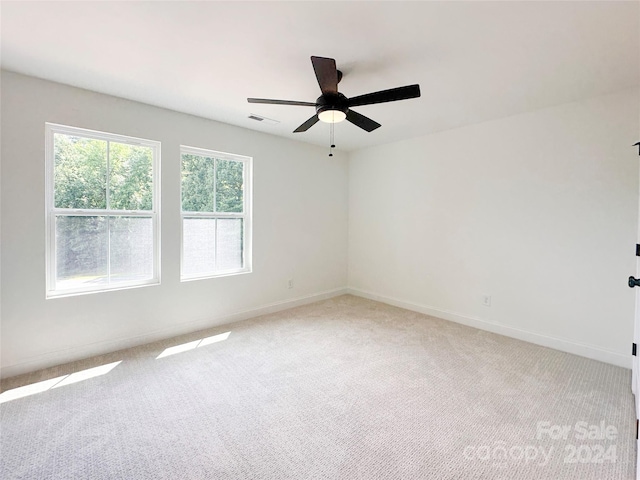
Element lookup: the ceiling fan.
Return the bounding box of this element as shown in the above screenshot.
[248,56,421,133]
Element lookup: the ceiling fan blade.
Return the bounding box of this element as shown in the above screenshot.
[346,110,381,132]
[348,84,421,107]
[293,115,320,133]
[248,98,316,107]
[311,56,338,95]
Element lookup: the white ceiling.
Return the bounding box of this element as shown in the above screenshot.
[1,1,638,152]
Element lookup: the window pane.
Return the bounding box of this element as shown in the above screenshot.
[182,154,214,212]
[183,218,216,276]
[109,143,153,210]
[215,159,243,213]
[110,217,154,283]
[55,216,108,289]
[216,218,243,271]
[54,134,107,209]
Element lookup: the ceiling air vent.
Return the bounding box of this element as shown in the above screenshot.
[248,114,280,125]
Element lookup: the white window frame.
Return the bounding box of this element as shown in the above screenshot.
[45,123,161,298]
[180,145,252,281]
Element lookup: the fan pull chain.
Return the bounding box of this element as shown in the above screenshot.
[329,122,335,157]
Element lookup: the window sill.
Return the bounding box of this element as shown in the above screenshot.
[46,279,160,299]
[180,268,252,283]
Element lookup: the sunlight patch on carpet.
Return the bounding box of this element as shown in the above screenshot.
[0,361,122,404]
[52,361,122,388]
[156,332,230,359]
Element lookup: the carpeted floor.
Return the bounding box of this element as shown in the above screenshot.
[1,295,636,479]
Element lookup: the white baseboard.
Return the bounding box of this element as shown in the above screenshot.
[347,287,630,369]
[1,288,348,379]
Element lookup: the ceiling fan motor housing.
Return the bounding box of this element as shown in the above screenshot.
[316,93,349,116]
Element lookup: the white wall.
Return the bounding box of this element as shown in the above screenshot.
[2,71,637,377]
[348,88,640,367]
[0,71,348,377]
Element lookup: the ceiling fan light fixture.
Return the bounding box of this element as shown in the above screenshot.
[318,109,346,124]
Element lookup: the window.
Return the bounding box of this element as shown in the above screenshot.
[181,146,252,280]
[45,124,160,297]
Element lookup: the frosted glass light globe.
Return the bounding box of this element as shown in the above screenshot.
[318,110,346,123]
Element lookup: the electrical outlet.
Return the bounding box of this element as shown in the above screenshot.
[287,279,294,289]
[482,295,492,307]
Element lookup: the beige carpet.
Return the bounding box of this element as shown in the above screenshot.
[1,295,636,479]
